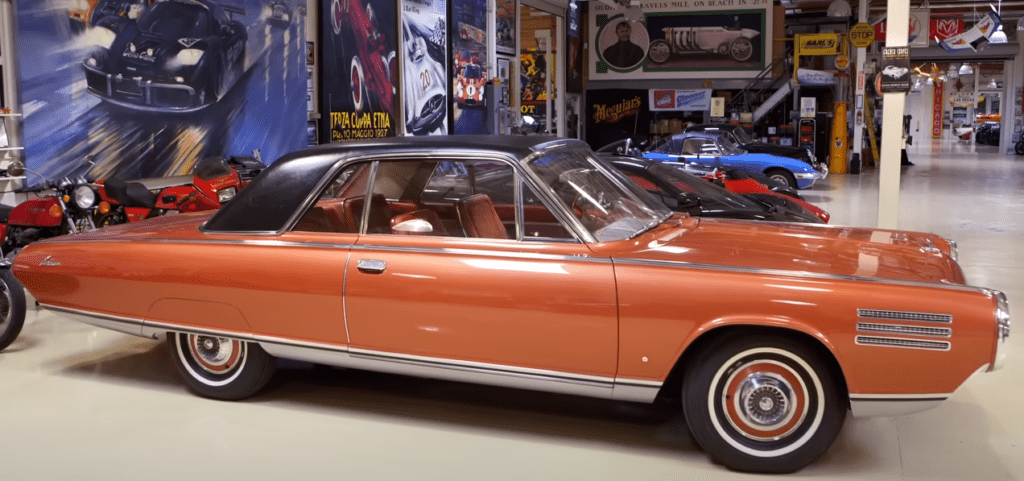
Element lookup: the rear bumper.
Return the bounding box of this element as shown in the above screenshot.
[83,63,206,112]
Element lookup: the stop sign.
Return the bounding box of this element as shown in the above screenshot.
[850,23,875,48]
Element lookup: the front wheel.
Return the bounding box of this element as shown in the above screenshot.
[682,332,845,473]
[1015,140,1024,155]
[168,332,276,400]
[729,37,754,62]
[765,168,798,189]
[0,268,27,352]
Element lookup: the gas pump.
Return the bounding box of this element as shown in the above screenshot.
[485,83,511,135]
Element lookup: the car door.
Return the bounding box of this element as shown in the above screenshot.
[344,156,619,386]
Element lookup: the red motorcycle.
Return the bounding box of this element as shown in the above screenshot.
[0,160,100,350]
[93,153,264,226]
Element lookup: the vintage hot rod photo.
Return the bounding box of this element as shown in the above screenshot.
[12,137,1010,473]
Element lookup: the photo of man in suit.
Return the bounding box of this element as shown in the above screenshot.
[602,21,645,68]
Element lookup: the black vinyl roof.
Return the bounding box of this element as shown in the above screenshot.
[203,135,584,233]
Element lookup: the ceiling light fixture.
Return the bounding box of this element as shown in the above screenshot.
[959,63,974,75]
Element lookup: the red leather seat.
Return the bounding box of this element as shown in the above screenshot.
[456,194,508,239]
[390,210,448,236]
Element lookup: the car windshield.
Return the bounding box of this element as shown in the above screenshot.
[647,163,763,211]
[716,135,746,155]
[528,149,672,242]
[138,3,212,37]
[730,127,755,144]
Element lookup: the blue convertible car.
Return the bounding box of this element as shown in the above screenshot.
[640,131,823,189]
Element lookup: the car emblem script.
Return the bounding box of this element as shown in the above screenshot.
[39,256,61,267]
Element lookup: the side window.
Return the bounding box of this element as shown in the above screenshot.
[366,160,516,239]
[701,140,722,155]
[682,138,704,155]
[520,181,574,241]
[292,163,369,233]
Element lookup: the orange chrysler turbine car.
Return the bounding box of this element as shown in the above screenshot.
[13,136,1010,473]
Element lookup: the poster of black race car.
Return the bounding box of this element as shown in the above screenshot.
[82,0,249,112]
[18,0,309,181]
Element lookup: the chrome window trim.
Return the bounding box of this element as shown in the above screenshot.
[612,257,993,293]
[39,303,661,403]
[349,243,612,264]
[358,160,380,235]
[857,309,953,324]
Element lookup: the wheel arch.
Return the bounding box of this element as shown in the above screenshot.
[655,324,849,409]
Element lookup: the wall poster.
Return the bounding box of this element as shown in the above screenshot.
[17,0,309,181]
[521,49,551,126]
[589,0,772,81]
[495,0,516,55]
[401,0,448,135]
[322,0,398,141]
[585,89,648,150]
[452,0,488,135]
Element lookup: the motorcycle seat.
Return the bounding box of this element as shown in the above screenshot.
[104,178,158,209]
[134,175,193,191]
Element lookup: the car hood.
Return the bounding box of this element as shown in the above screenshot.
[602,217,964,285]
[740,143,810,161]
[109,25,198,65]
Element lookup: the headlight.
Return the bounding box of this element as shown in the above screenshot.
[216,187,237,203]
[171,49,205,68]
[73,185,97,209]
[992,290,1010,371]
[87,26,117,49]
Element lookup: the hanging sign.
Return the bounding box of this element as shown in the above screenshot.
[879,47,911,93]
[796,33,841,56]
[932,81,945,138]
[949,91,976,107]
[835,55,850,70]
[649,89,712,111]
[849,23,875,48]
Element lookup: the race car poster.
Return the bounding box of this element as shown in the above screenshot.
[589,0,773,80]
[401,0,448,136]
[521,49,552,126]
[585,88,650,151]
[16,0,309,181]
[495,0,515,55]
[321,0,399,141]
[452,0,488,135]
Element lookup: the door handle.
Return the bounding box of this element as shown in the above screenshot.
[356,259,387,274]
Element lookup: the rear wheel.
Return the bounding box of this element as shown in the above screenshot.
[0,268,27,352]
[729,37,754,62]
[168,332,276,400]
[682,332,845,473]
[765,168,797,189]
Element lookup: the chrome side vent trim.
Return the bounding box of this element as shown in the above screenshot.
[855,336,951,351]
[857,309,952,324]
[857,322,952,338]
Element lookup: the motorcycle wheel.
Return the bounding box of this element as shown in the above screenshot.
[0,268,27,352]
[96,211,128,227]
[1016,140,1024,155]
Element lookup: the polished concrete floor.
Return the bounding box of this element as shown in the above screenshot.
[1,140,1021,480]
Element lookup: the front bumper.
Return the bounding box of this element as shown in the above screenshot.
[993,290,1010,371]
[83,62,206,112]
[794,170,822,189]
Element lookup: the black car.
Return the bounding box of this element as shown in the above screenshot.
[604,156,824,224]
[83,0,248,112]
[684,123,828,176]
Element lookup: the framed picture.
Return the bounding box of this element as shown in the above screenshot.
[306,41,315,65]
[497,57,510,85]
[307,120,318,145]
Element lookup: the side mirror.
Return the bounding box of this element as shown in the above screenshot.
[677,192,702,216]
[6,160,25,177]
[392,218,434,234]
[83,154,96,167]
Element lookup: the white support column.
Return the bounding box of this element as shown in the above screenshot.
[487,0,497,84]
[852,0,869,165]
[556,16,566,138]
[877,0,909,229]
